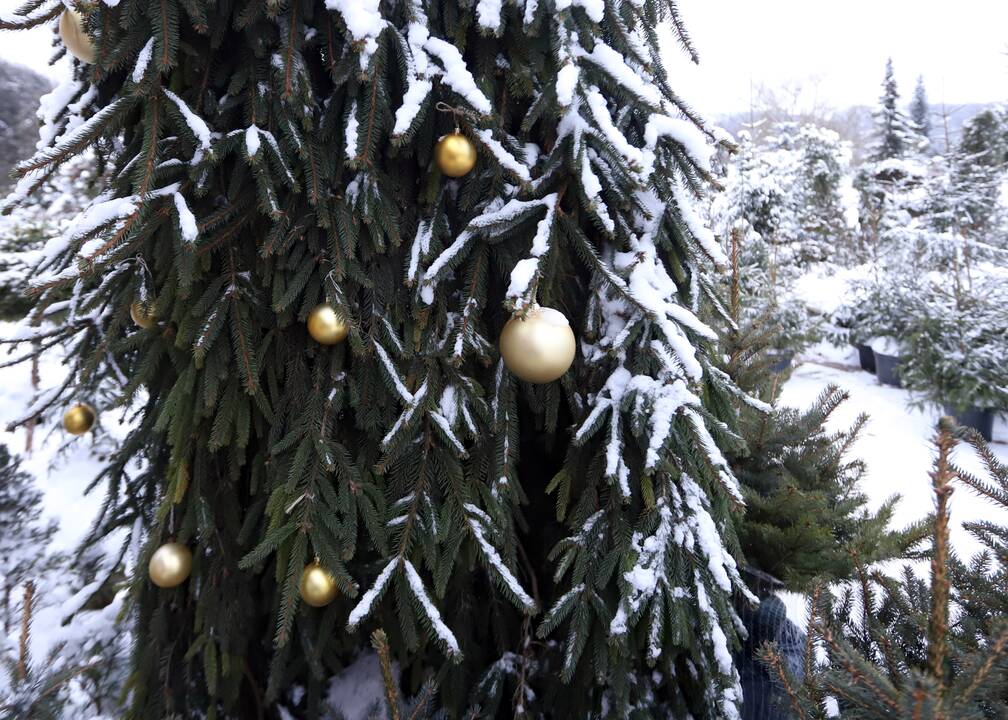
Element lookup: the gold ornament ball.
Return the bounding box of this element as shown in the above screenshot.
[434,132,477,178]
[299,562,338,607]
[62,403,97,436]
[148,542,193,588]
[59,9,96,64]
[499,306,576,384]
[306,303,348,345]
[130,301,157,329]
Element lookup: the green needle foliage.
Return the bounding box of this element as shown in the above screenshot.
[761,421,1008,719]
[2,0,756,717]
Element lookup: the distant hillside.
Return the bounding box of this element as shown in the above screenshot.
[0,60,51,194]
[715,102,998,158]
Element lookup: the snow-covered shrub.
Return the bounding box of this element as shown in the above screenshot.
[901,278,1008,412]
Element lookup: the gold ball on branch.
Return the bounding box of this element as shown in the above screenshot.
[434,132,477,178]
[58,9,96,64]
[130,301,157,329]
[148,542,193,588]
[306,303,348,345]
[62,403,96,436]
[499,305,576,384]
[299,561,338,607]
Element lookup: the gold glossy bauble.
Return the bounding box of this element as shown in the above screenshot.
[59,9,96,64]
[499,306,576,384]
[434,132,477,178]
[148,542,193,588]
[130,301,157,329]
[306,304,348,345]
[299,562,338,607]
[62,403,97,436]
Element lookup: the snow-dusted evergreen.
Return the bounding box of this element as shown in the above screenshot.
[0,0,752,717]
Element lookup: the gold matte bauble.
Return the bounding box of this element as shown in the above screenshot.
[299,562,338,607]
[62,403,97,436]
[499,306,576,384]
[306,304,348,345]
[434,132,477,178]
[59,9,96,64]
[130,301,157,329]
[148,542,193,588]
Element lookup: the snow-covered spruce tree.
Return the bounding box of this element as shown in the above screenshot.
[2,1,752,717]
[909,75,930,150]
[868,59,919,163]
[792,125,849,263]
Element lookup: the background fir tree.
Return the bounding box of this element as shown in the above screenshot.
[869,59,918,162]
[762,421,1008,719]
[1,1,753,717]
[909,75,931,150]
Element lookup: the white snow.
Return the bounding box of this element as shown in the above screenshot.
[325,0,385,70]
[325,650,397,720]
[423,38,493,115]
[173,192,198,244]
[245,124,261,156]
[346,558,398,629]
[131,38,154,84]
[403,559,460,656]
[162,89,213,160]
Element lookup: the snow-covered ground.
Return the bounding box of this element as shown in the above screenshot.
[781,349,1008,562]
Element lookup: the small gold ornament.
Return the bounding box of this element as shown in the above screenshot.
[434,131,477,178]
[499,305,576,384]
[306,303,348,345]
[148,542,193,588]
[299,561,338,607]
[62,403,97,436]
[59,9,96,64]
[130,301,157,329]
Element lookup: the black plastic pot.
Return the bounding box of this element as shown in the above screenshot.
[872,350,903,388]
[855,344,876,373]
[768,351,794,374]
[944,405,995,442]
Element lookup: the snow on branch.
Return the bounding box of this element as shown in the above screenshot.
[403,559,461,657]
[347,558,399,628]
[476,129,531,182]
[424,37,492,115]
[464,504,536,611]
[505,194,558,306]
[325,0,386,70]
[162,89,213,162]
[577,42,661,107]
[132,38,154,84]
[173,192,198,244]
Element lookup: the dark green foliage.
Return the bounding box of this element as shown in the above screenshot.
[720,313,926,593]
[1,0,753,718]
[909,76,930,146]
[869,59,919,163]
[761,423,1008,719]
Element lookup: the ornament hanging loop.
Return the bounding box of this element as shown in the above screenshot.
[436,101,469,132]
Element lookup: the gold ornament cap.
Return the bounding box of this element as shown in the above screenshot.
[307,303,348,345]
[435,132,477,178]
[62,402,97,436]
[299,561,339,607]
[148,542,193,588]
[130,301,157,329]
[59,9,96,64]
[499,305,576,384]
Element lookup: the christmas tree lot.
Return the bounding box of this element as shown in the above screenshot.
[1,0,762,717]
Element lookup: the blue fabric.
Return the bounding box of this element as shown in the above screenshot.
[737,595,806,720]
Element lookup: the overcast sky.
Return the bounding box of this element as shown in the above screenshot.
[1,0,1006,115]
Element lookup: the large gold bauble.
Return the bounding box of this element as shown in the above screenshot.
[62,403,97,436]
[59,9,96,64]
[434,132,477,178]
[299,562,338,607]
[130,301,157,329]
[499,306,576,384]
[148,542,193,588]
[306,304,348,345]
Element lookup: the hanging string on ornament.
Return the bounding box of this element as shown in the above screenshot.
[434,102,477,178]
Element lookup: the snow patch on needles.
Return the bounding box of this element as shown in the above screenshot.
[579,42,661,107]
[173,193,198,244]
[163,89,212,162]
[347,558,398,628]
[555,0,604,22]
[476,129,531,182]
[424,38,492,115]
[132,38,154,84]
[326,0,385,70]
[244,124,261,157]
[465,505,536,611]
[475,0,504,33]
[403,560,461,657]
